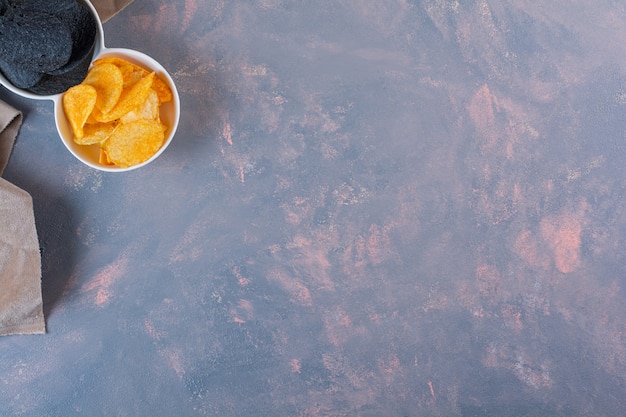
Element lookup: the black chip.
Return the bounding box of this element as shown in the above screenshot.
[0,11,72,72]
[0,59,43,89]
[26,42,94,95]
[46,1,97,76]
[0,0,97,95]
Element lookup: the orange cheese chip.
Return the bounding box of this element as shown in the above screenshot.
[93,57,147,74]
[62,57,172,168]
[82,62,123,113]
[75,122,117,146]
[95,72,155,123]
[93,57,173,101]
[152,77,173,103]
[120,88,160,123]
[93,57,148,84]
[103,119,166,168]
[99,148,114,165]
[62,84,97,139]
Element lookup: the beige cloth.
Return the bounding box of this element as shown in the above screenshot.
[93,0,134,23]
[0,101,44,335]
[0,102,20,175]
[0,0,135,336]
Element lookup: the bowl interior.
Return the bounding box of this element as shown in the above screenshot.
[53,47,180,172]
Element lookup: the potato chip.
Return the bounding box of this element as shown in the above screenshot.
[93,57,148,85]
[82,62,123,113]
[93,57,147,73]
[99,148,114,165]
[62,84,97,139]
[120,88,160,124]
[74,122,117,146]
[91,57,172,101]
[85,108,102,124]
[95,72,155,123]
[124,70,146,87]
[152,77,173,103]
[103,119,166,168]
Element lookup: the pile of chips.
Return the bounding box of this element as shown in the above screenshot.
[63,57,173,168]
[0,0,97,95]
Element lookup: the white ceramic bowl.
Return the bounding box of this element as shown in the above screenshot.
[56,47,180,172]
[0,0,180,172]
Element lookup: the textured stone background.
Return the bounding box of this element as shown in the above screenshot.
[2,1,626,415]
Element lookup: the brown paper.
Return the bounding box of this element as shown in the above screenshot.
[0,0,135,336]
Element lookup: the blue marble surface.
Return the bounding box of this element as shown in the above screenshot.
[2,1,626,415]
